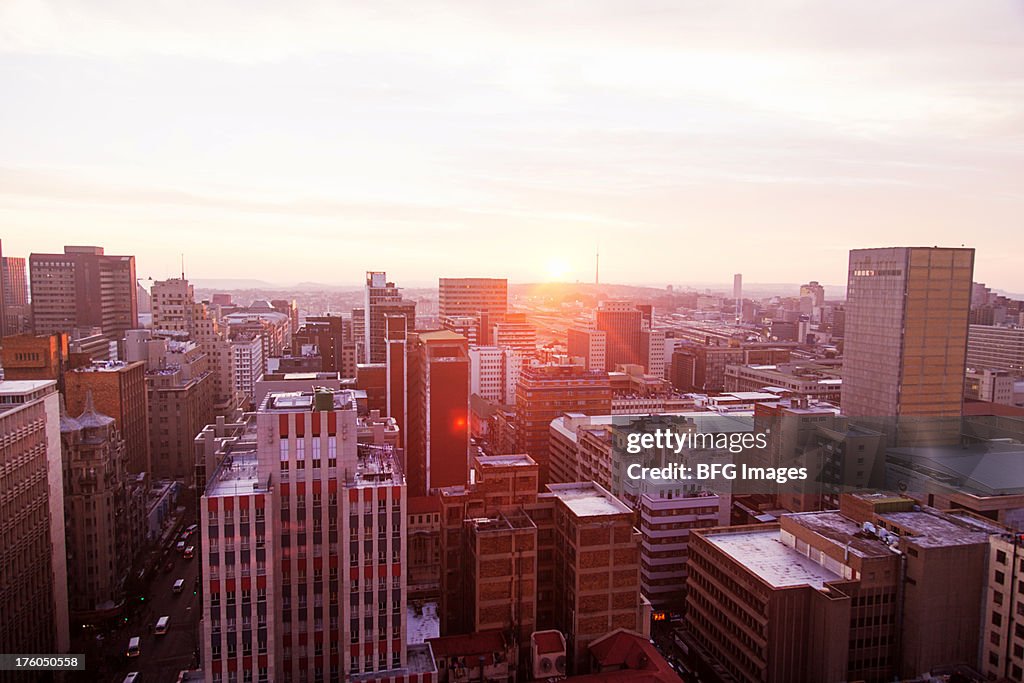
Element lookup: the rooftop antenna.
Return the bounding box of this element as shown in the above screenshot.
[595,243,600,286]
[181,253,186,281]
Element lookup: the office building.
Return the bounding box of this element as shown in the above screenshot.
[65,360,150,475]
[725,359,843,404]
[967,325,1024,377]
[384,314,409,449]
[2,255,30,336]
[0,380,69,666]
[841,247,974,443]
[567,326,607,372]
[200,388,412,682]
[514,364,611,488]
[595,301,644,371]
[491,313,537,357]
[59,392,145,620]
[671,344,791,393]
[983,533,1024,681]
[965,368,1016,405]
[364,272,416,364]
[686,493,999,683]
[294,315,357,377]
[125,330,215,483]
[406,330,470,496]
[437,278,508,320]
[468,345,521,405]
[29,245,138,343]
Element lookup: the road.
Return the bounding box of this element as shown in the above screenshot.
[106,538,202,682]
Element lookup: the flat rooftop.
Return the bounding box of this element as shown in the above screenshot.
[548,482,632,517]
[705,528,843,589]
[888,443,1024,495]
[475,454,536,468]
[881,510,1002,547]
[205,452,265,498]
[785,512,893,559]
[0,379,56,395]
[259,389,357,412]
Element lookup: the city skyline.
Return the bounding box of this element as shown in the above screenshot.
[2,1,1023,288]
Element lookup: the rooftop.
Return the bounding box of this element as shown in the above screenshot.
[704,527,844,589]
[887,442,1024,495]
[548,482,632,517]
[205,452,266,498]
[260,388,358,413]
[475,453,536,469]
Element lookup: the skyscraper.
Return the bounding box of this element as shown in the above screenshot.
[406,330,470,496]
[595,301,644,371]
[437,277,508,320]
[364,272,416,364]
[29,245,138,343]
[0,380,70,666]
[841,247,974,443]
[199,388,410,682]
[733,273,742,322]
[2,254,30,336]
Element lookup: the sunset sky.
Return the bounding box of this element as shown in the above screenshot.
[1,1,1022,290]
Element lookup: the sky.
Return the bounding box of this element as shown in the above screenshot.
[1,1,1023,290]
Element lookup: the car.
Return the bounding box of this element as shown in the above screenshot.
[175,540,186,553]
[185,523,199,535]
[126,636,141,657]
[183,545,195,559]
[123,673,140,683]
[155,615,170,635]
[173,578,185,594]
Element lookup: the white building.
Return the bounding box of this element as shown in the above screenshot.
[469,346,522,405]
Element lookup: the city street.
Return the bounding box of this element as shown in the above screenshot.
[105,528,202,683]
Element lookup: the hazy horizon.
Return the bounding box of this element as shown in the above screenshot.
[2,1,1023,289]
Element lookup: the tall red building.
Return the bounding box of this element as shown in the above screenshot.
[406,330,470,497]
[595,301,644,370]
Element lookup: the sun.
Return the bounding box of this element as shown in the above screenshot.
[545,258,570,281]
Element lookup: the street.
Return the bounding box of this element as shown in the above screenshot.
[106,541,201,683]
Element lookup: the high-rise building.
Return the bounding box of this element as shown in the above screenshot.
[491,313,537,357]
[294,315,356,377]
[841,247,974,443]
[567,326,607,372]
[59,392,145,620]
[229,331,264,408]
[384,314,409,449]
[514,363,611,488]
[151,277,243,415]
[124,330,215,483]
[29,245,138,343]
[595,301,644,371]
[364,272,416,364]
[64,360,150,475]
[671,344,791,393]
[967,324,1024,376]
[438,456,645,675]
[0,380,70,667]
[468,346,522,405]
[733,273,742,322]
[437,278,508,321]
[2,255,30,336]
[200,388,411,682]
[406,330,469,496]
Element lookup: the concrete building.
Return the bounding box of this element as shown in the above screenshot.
[29,245,138,344]
[0,333,70,388]
[65,359,150,475]
[438,455,645,676]
[364,272,416,364]
[568,325,607,373]
[407,496,441,600]
[841,247,974,445]
[491,313,537,357]
[686,492,1000,683]
[725,360,843,404]
[965,367,1016,405]
[514,364,611,489]
[406,330,470,496]
[967,325,1024,377]
[983,533,1024,681]
[0,380,70,667]
[469,345,521,405]
[151,278,244,416]
[2,255,30,336]
[59,392,144,620]
[595,301,645,372]
[437,278,508,321]
[200,388,416,683]
[229,331,265,409]
[671,344,791,393]
[125,330,216,483]
[294,315,357,378]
